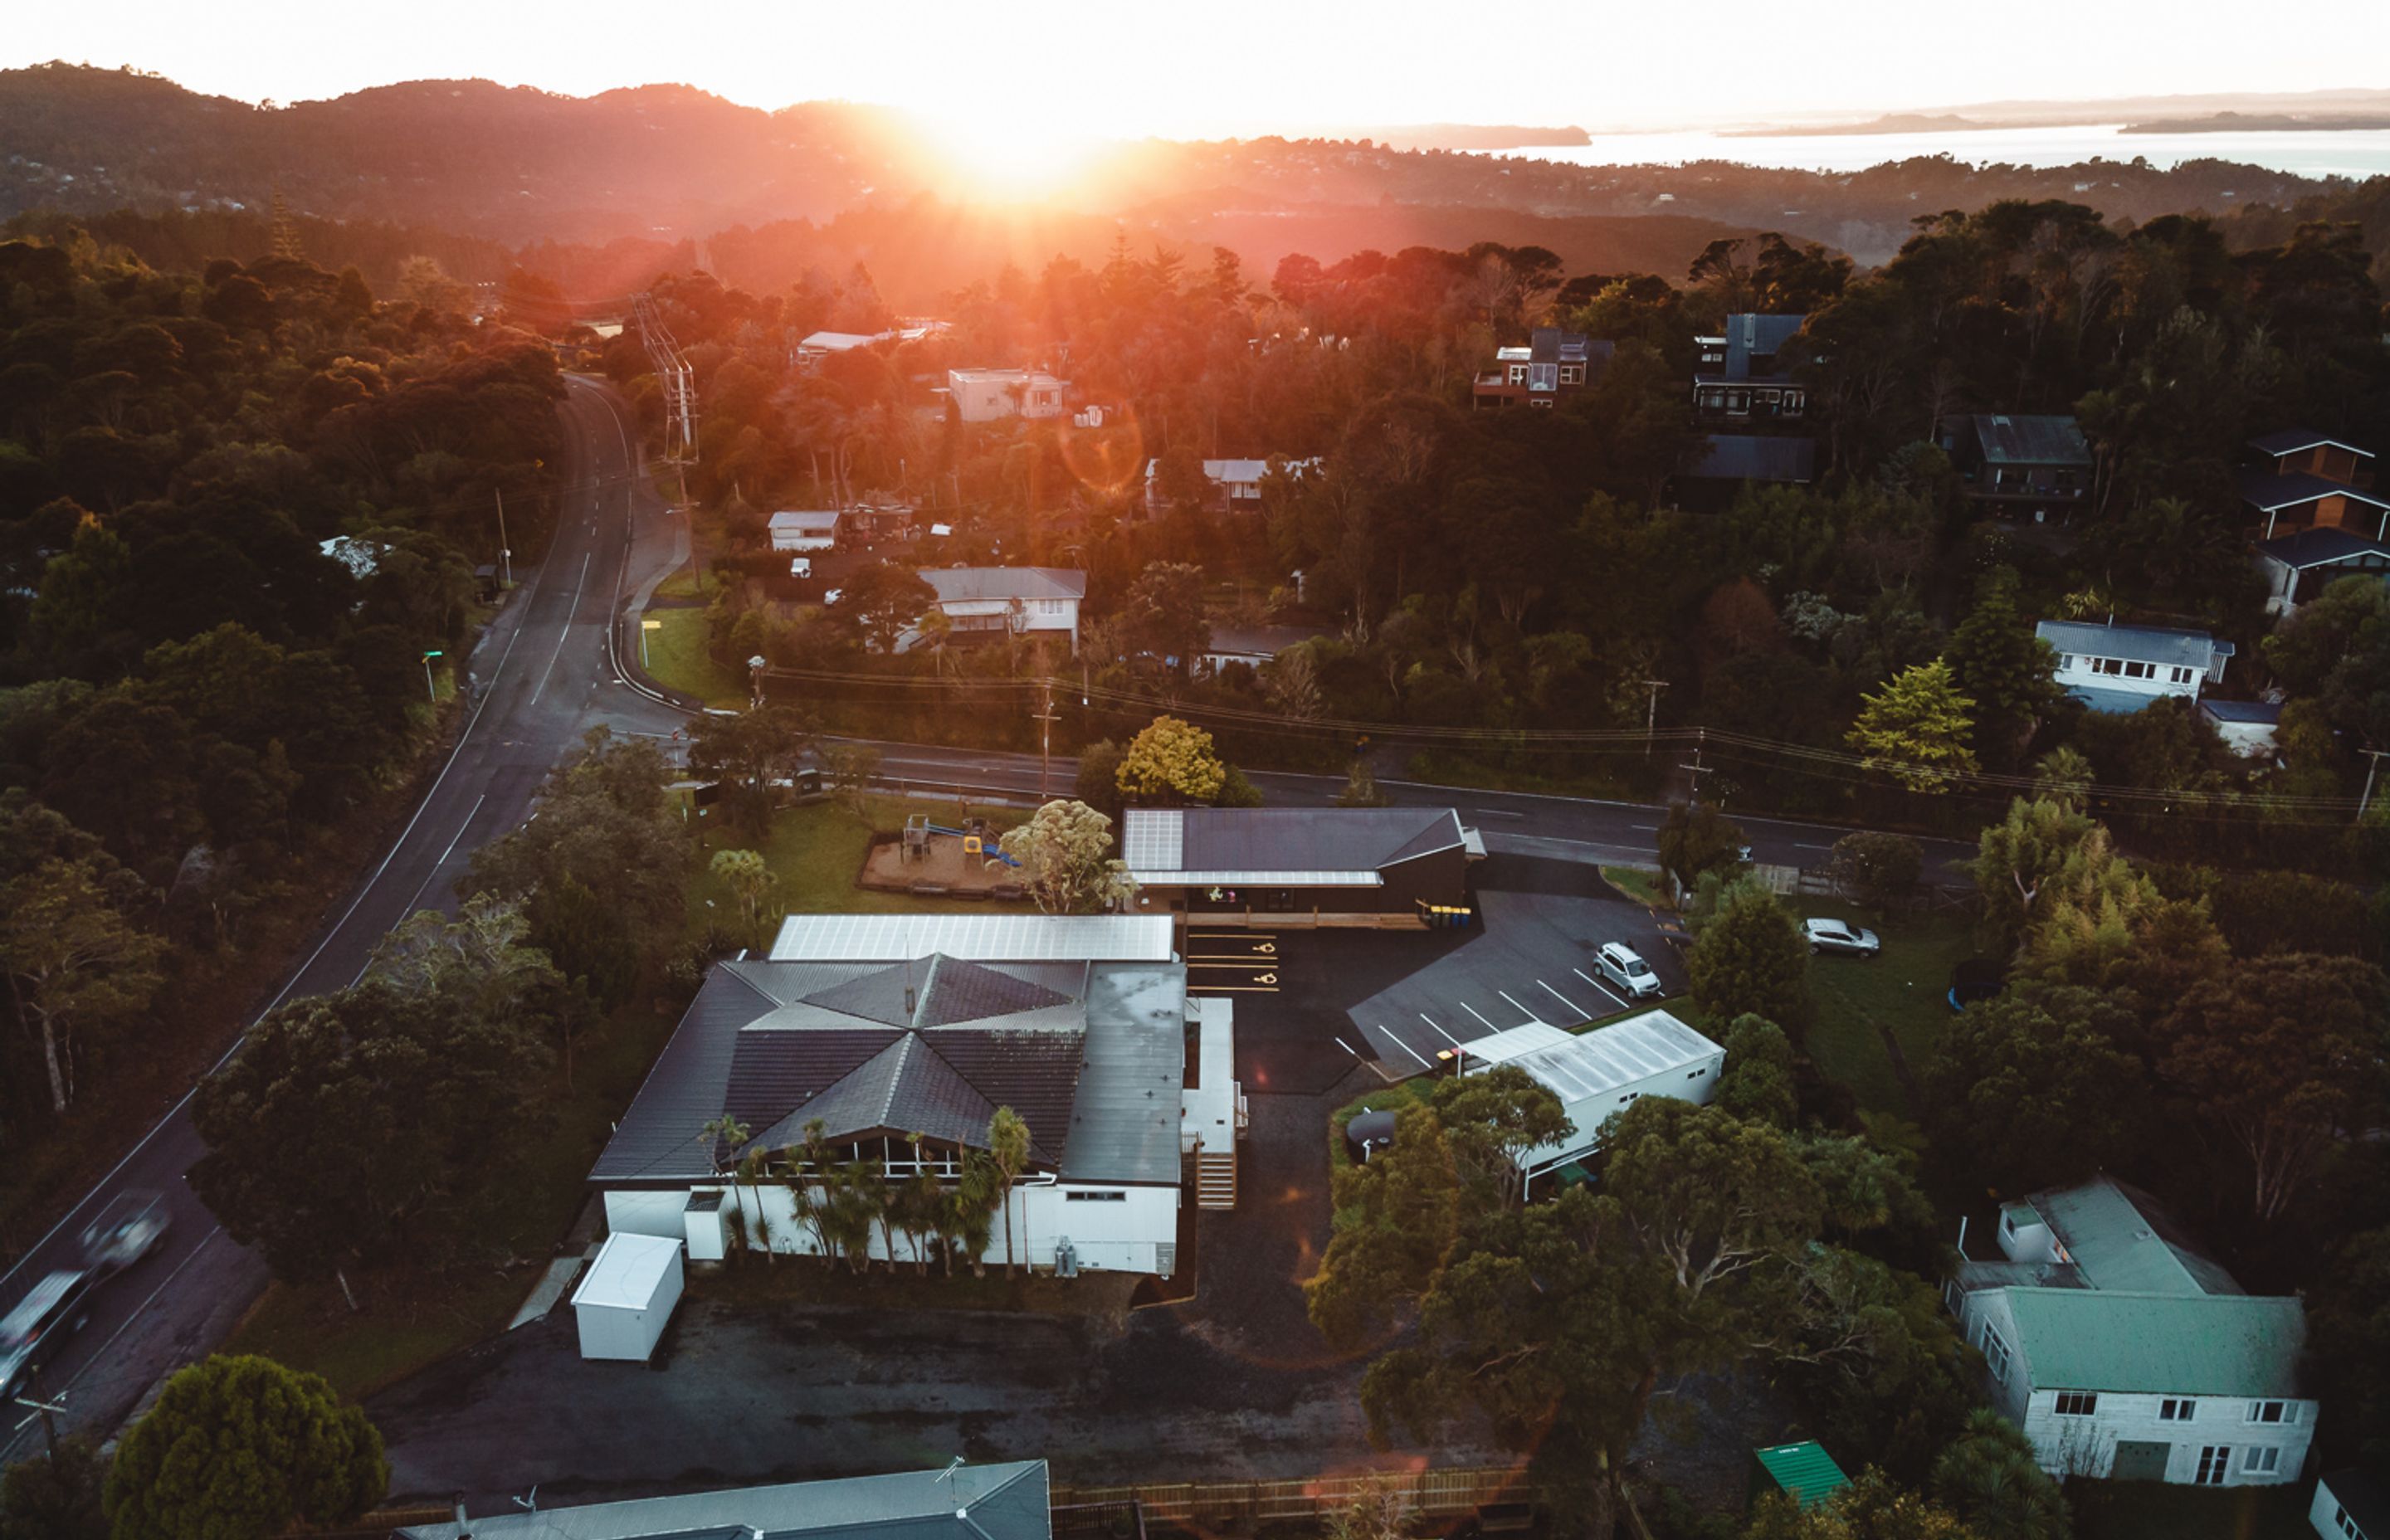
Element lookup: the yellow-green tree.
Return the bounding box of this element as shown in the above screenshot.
[1115,714,1227,805]
[710,848,776,932]
[1847,660,1979,793]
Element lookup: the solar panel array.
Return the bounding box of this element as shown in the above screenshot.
[1120,810,1183,872]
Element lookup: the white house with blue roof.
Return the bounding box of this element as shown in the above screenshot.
[1950,1176,2314,1486]
[2036,619,2234,715]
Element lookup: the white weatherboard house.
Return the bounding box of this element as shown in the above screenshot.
[2035,620,2234,715]
[1451,1011,1724,1177]
[589,914,1236,1276]
[1949,1175,2314,1486]
[2314,1469,2390,1540]
[916,567,1085,655]
[768,509,842,552]
[948,368,1069,422]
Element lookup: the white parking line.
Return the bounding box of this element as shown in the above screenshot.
[1573,967,1632,1010]
[1629,822,1658,831]
[1496,989,1538,1021]
[1471,808,1525,819]
[1536,979,1588,1017]
[1796,842,1834,851]
[1333,1037,1361,1060]
[1419,1013,1467,1050]
[1458,1000,1500,1030]
[1380,1030,1434,1070]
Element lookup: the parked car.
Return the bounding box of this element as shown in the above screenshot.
[1344,1108,1399,1163]
[1595,942,1666,999]
[80,1189,169,1276]
[0,1270,94,1401]
[1803,918,1881,957]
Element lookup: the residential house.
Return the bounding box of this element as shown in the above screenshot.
[1949,1176,2315,1486]
[589,914,1236,1274]
[1124,807,1471,923]
[768,509,843,552]
[2313,1469,2390,1540]
[1198,622,1334,678]
[2251,427,2376,487]
[2200,699,2284,758]
[2255,528,2390,616]
[1447,1011,1724,1179]
[915,567,1085,654]
[1675,434,1817,513]
[2036,619,2233,714]
[1692,314,1808,422]
[795,320,948,368]
[1143,456,1322,516]
[1942,415,2094,519]
[2241,469,2390,542]
[401,1460,1051,1540]
[948,368,1070,422]
[1473,327,1615,409]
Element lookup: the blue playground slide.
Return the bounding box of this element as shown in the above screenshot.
[924,824,1022,867]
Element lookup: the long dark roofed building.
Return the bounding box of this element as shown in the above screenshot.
[1123,807,1470,922]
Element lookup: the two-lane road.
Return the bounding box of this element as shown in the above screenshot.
[0,377,684,1461]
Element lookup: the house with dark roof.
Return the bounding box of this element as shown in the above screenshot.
[2251,427,2376,488]
[1142,456,1322,516]
[1122,807,1469,923]
[2036,619,2232,714]
[2201,699,2284,759]
[1949,1176,2314,1486]
[1674,434,1817,512]
[2255,527,2390,616]
[399,1460,1051,1540]
[590,915,1236,1273]
[1693,314,1808,422]
[1941,415,2093,518]
[1472,327,1613,409]
[2313,1469,2390,1540]
[2241,468,2390,543]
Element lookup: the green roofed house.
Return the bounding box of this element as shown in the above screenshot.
[1752,1442,1851,1511]
[1949,1175,2314,1488]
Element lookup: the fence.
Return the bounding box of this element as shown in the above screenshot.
[1051,1464,1534,1524]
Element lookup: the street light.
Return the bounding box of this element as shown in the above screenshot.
[422,649,444,703]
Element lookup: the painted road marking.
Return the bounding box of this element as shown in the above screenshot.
[1380,1030,1433,1070]
[1334,1037,1361,1059]
[1537,978,1588,1017]
[1471,808,1525,819]
[1458,1000,1500,1030]
[1419,1013,1466,1050]
[1496,989,1538,1020]
[529,552,593,706]
[1574,967,1632,1010]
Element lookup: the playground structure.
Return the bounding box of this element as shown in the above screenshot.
[901,813,1022,870]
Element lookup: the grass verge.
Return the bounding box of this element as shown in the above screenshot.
[685,797,1032,939]
[639,605,744,707]
[1601,865,1669,909]
[1798,907,1981,1118]
[1327,1078,1438,1167]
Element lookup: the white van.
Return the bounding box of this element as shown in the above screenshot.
[1595,943,1665,1000]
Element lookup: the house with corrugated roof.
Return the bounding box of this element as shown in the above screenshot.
[2035,619,2232,714]
[1941,414,2093,519]
[402,1460,1051,1540]
[914,567,1085,655]
[1449,1011,1724,1178]
[1122,807,1470,923]
[2254,527,2390,616]
[1474,326,1616,410]
[1693,314,1808,422]
[1142,455,1323,516]
[1949,1175,2314,1486]
[589,914,1237,1275]
[1675,433,1817,513]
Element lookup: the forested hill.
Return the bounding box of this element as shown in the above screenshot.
[7,63,2383,288]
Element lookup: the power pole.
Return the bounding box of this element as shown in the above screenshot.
[493,489,512,587]
[2361,748,2390,821]
[12,1367,63,1461]
[1641,678,1669,758]
[1677,728,1713,806]
[1033,677,1061,799]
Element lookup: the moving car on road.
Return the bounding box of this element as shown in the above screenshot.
[1595,942,1666,999]
[80,1189,169,1276]
[0,1270,95,1401]
[1804,918,1881,958]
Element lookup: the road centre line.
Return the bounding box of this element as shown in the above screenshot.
[389,792,486,924]
[54,1226,223,1400]
[1471,808,1525,819]
[1537,979,1588,1017]
[529,552,593,706]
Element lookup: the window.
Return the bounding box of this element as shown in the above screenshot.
[2242,1446,2279,1475]
[2160,1398,2197,1422]
[2194,1447,2230,1486]
[1066,1190,1126,1203]
[2056,655,2075,671]
[1981,1323,2012,1384]
[2170,666,2194,685]
[1527,362,1558,392]
[2095,656,2123,675]
[2248,1401,2291,1425]
[1559,363,1583,385]
[1783,391,1806,416]
[2122,660,2155,680]
[1686,1068,1706,1079]
[1508,364,1528,385]
[2054,1391,2098,1417]
[2336,1502,2368,1540]
[1725,390,1750,415]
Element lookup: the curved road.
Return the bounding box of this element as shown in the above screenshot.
[0,376,685,1461]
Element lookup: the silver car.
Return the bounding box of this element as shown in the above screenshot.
[1596,943,1666,999]
[1804,918,1881,958]
[0,1269,92,1401]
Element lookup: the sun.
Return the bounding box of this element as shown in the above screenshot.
[911,110,1107,197]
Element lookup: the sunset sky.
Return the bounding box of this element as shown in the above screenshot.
[10,0,2389,139]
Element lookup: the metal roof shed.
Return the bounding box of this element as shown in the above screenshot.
[1751,1442,1850,1511]
[1455,1011,1725,1176]
[571,1232,684,1362]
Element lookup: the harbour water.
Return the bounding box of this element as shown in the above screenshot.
[1497,123,2390,180]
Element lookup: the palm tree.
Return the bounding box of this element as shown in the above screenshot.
[821,1157,880,1274]
[896,1162,946,1274]
[738,1146,775,1265]
[988,1108,1031,1279]
[786,1118,835,1262]
[946,1153,1000,1278]
[699,1115,751,1244]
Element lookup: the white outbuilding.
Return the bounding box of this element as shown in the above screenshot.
[570,1231,685,1362]
[1452,1011,1724,1177]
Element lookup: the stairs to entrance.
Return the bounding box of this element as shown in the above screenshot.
[1194,1147,1237,1210]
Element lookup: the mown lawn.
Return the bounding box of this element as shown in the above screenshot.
[1601,865,1669,908]
[639,604,744,707]
[2071,1481,2309,1540]
[1799,906,1983,1118]
[685,796,1033,942]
